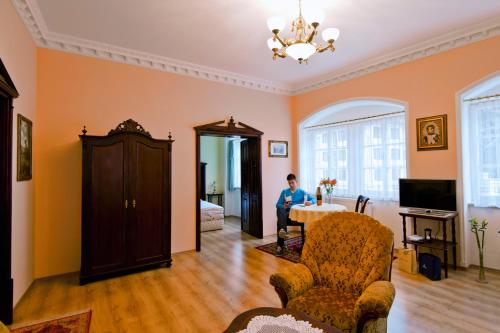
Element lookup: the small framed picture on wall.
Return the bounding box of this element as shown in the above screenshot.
[416,114,448,151]
[268,140,288,158]
[17,114,32,181]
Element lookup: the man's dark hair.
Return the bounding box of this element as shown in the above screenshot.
[287,174,296,181]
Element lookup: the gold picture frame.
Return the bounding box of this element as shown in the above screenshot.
[416,114,448,151]
[268,140,288,158]
[17,114,32,181]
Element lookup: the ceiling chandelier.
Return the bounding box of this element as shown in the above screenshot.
[266,0,340,64]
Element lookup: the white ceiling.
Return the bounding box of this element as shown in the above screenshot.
[24,0,500,92]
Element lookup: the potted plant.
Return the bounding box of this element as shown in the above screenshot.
[469,217,488,283]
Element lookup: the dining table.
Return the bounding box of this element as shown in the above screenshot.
[289,203,347,224]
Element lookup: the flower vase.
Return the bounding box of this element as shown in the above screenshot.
[325,193,333,204]
[478,252,487,283]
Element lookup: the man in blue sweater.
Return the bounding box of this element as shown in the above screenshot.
[275,173,315,256]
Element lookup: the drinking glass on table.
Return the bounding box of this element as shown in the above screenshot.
[304,194,312,206]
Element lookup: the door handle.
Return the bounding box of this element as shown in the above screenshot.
[125,199,128,209]
[132,199,136,208]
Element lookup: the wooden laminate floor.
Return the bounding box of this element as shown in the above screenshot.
[13,217,500,333]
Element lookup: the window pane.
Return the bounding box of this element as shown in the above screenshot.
[469,97,500,207]
[302,113,406,200]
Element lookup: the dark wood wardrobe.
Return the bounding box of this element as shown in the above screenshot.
[0,58,19,325]
[80,119,173,284]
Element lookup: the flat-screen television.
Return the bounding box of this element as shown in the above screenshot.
[399,179,456,212]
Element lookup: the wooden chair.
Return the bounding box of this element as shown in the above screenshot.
[286,218,305,245]
[355,195,369,214]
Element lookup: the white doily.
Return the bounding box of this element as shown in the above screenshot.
[236,314,324,333]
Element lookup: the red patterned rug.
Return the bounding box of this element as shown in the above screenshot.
[255,236,303,263]
[10,310,92,333]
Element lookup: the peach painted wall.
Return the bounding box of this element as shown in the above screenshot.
[35,48,291,277]
[291,36,500,268]
[291,36,500,178]
[0,0,37,304]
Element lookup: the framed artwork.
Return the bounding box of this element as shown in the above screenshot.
[416,114,448,151]
[17,114,32,181]
[268,140,288,158]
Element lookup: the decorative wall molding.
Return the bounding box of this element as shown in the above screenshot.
[291,18,500,95]
[12,0,500,96]
[11,0,292,95]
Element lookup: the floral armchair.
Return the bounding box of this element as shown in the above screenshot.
[270,212,395,333]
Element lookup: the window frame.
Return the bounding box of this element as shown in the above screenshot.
[298,99,410,202]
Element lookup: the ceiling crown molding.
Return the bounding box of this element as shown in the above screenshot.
[12,0,500,97]
[291,18,500,95]
[12,0,293,95]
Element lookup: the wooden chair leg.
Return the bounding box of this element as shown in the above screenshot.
[300,224,305,245]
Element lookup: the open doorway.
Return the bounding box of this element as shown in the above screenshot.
[199,136,243,234]
[0,58,19,324]
[194,117,263,251]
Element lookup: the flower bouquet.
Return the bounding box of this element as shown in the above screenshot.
[319,178,337,203]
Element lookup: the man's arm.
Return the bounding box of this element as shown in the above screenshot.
[306,191,316,204]
[276,190,285,209]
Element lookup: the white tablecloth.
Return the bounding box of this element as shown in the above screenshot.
[289,203,347,223]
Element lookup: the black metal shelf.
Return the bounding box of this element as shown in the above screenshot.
[403,239,457,251]
[400,210,458,278]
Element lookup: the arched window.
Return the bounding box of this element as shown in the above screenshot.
[299,99,408,200]
[460,74,500,208]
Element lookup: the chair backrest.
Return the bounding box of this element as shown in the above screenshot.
[355,195,370,213]
[301,212,393,295]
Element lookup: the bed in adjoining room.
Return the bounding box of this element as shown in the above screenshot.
[200,199,224,232]
[200,161,224,232]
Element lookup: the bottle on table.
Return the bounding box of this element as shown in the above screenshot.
[316,186,322,206]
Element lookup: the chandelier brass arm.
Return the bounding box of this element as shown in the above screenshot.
[272,30,288,48]
[316,40,335,53]
[306,23,319,43]
[272,49,287,60]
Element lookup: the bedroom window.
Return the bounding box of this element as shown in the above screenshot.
[299,100,407,200]
[227,139,241,190]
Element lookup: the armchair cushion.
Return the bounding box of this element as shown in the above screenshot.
[0,321,10,333]
[287,287,357,332]
[269,263,314,300]
[353,281,395,322]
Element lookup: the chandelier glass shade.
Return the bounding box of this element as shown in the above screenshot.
[266,0,340,64]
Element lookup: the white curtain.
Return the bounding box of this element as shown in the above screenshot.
[468,97,500,207]
[301,113,406,200]
[224,138,241,216]
[227,139,241,190]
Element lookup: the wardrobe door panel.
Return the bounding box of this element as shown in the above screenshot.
[129,137,168,264]
[84,139,127,275]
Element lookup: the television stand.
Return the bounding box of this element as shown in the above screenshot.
[406,208,454,217]
[399,208,458,278]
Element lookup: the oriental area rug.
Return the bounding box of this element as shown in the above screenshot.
[256,236,302,263]
[9,309,92,333]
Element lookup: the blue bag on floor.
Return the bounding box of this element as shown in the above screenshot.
[418,253,441,281]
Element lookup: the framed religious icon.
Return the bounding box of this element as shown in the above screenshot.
[416,114,448,151]
[268,140,288,158]
[17,114,32,181]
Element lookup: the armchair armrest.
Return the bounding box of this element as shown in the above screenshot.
[354,281,395,333]
[269,263,314,308]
